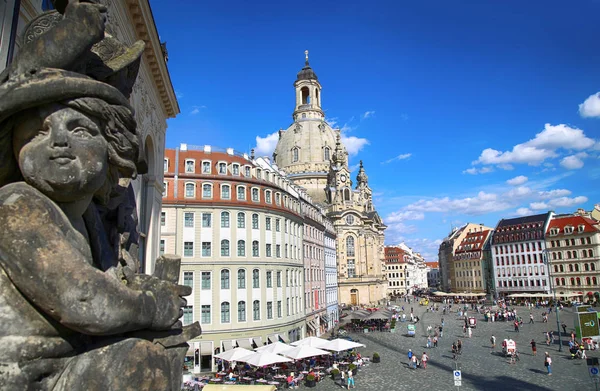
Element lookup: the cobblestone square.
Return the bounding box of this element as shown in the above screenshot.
[305,304,598,391]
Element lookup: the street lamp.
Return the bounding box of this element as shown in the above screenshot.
[542,248,563,352]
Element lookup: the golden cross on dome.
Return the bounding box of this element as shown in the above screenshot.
[305,50,309,65]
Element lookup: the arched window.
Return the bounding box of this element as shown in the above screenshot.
[238,269,246,288]
[559,265,564,272]
[346,236,355,257]
[253,269,260,288]
[584,263,589,271]
[237,212,245,228]
[586,277,591,285]
[561,278,565,285]
[185,183,195,198]
[576,277,581,286]
[591,263,596,271]
[237,186,245,200]
[574,264,579,272]
[324,147,331,161]
[221,302,230,323]
[252,214,259,229]
[292,147,299,163]
[593,277,598,285]
[202,183,212,198]
[221,240,230,257]
[253,300,260,320]
[221,211,230,228]
[573,251,578,259]
[219,270,231,291]
[238,301,246,322]
[301,86,310,104]
[570,277,575,286]
[589,249,594,257]
[567,251,572,259]
[558,252,562,260]
[221,184,230,199]
[344,188,351,201]
[568,264,573,272]
[237,240,245,257]
[555,278,560,286]
[252,241,259,257]
[553,265,558,273]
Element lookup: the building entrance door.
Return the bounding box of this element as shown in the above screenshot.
[350,289,358,305]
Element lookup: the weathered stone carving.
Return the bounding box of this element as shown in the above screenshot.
[0,1,200,390]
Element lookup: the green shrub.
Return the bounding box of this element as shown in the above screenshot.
[373,352,380,359]
[306,374,316,381]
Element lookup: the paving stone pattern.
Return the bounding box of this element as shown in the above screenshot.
[299,304,598,391]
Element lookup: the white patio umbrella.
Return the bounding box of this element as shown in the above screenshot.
[239,351,293,367]
[281,345,331,360]
[214,347,255,362]
[321,338,365,352]
[291,336,330,348]
[255,341,292,354]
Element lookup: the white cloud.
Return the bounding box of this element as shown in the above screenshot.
[560,152,588,170]
[363,111,376,119]
[497,164,514,171]
[176,90,184,99]
[529,202,548,210]
[472,123,596,168]
[506,175,528,186]
[404,191,511,215]
[547,196,588,208]
[539,189,571,199]
[254,131,279,158]
[463,167,494,175]
[506,186,532,198]
[382,153,412,164]
[189,105,206,115]
[579,92,600,118]
[527,124,595,151]
[325,117,338,128]
[348,163,360,173]
[342,135,369,156]
[385,210,425,223]
[516,207,533,216]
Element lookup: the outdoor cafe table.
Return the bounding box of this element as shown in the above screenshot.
[256,379,269,384]
[273,375,287,380]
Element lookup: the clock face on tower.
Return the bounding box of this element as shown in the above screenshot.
[340,174,347,182]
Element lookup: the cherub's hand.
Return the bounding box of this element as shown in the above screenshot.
[134,275,191,330]
[64,0,107,42]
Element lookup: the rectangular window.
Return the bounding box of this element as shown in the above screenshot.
[221,303,230,323]
[265,217,271,231]
[233,164,240,175]
[218,163,227,174]
[185,183,195,198]
[253,270,260,288]
[237,186,245,200]
[202,184,212,198]
[183,306,193,325]
[184,242,194,257]
[184,212,194,227]
[286,298,290,316]
[238,302,246,322]
[266,271,272,288]
[161,212,166,226]
[221,185,230,199]
[275,219,280,232]
[266,244,272,257]
[163,182,167,197]
[201,272,211,289]
[202,213,212,228]
[185,160,194,173]
[253,301,260,321]
[164,158,169,172]
[252,188,259,202]
[252,214,259,229]
[221,271,230,289]
[267,302,273,319]
[276,245,281,258]
[202,242,211,257]
[202,161,211,173]
[237,213,245,228]
[277,271,282,287]
[159,239,165,255]
[277,301,282,318]
[348,259,355,278]
[201,305,211,324]
[183,271,193,288]
[245,166,251,177]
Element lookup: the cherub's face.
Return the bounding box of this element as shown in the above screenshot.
[12,103,108,202]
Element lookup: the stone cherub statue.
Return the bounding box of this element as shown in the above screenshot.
[0,1,200,390]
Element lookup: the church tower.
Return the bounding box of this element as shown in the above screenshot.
[273,51,346,205]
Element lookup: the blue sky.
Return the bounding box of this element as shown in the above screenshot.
[151,0,600,261]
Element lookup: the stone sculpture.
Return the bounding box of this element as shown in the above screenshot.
[0,1,200,390]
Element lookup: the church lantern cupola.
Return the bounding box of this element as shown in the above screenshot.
[356,160,368,186]
[331,134,347,167]
[293,50,324,121]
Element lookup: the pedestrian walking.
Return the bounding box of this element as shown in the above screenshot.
[421,352,429,369]
[544,352,552,376]
[433,336,438,348]
[427,336,432,348]
[491,335,496,352]
[347,369,354,389]
[407,349,413,367]
[530,339,537,356]
[529,313,534,324]
[467,327,472,339]
[411,354,418,369]
[561,322,567,335]
[514,320,519,332]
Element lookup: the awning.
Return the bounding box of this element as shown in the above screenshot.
[279,334,289,343]
[237,338,253,350]
[253,336,263,348]
[267,334,279,344]
[222,340,234,351]
[322,314,330,322]
[200,342,213,355]
[320,315,328,324]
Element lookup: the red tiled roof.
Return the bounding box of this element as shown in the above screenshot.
[546,215,600,235]
[425,262,439,268]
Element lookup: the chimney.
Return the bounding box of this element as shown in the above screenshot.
[250,149,255,159]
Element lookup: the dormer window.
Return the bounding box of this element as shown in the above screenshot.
[244,166,251,177]
[232,164,240,175]
[164,158,169,172]
[256,169,262,179]
[275,193,281,205]
[185,159,195,173]
[564,226,574,235]
[550,228,559,236]
[202,161,211,174]
[218,162,227,174]
[578,225,585,233]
